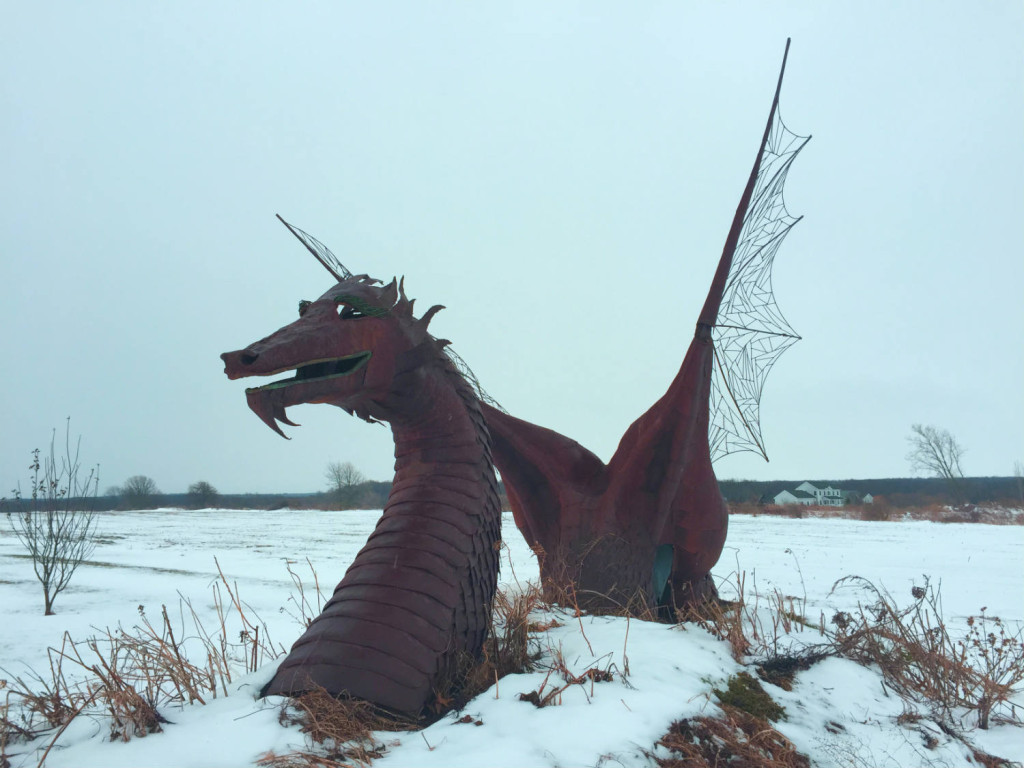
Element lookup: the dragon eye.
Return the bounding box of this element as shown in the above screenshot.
[298,300,312,317]
[333,293,388,319]
[337,304,365,320]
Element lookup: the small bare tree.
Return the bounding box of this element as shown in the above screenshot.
[906,423,966,503]
[121,475,160,509]
[6,419,100,615]
[324,461,366,507]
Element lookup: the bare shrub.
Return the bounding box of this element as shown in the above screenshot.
[960,610,1024,729]
[6,419,99,615]
[827,576,1024,729]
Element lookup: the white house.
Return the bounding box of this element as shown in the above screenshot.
[773,482,872,507]
[772,489,817,506]
[797,481,844,506]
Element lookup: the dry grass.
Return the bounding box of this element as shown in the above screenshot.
[654,705,810,768]
[676,560,815,664]
[665,564,1024,765]
[0,562,284,750]
[516,642,619,709]
[257,687,409,768]
[677,591,752,661]
[282,558,327,629]
[427,579,546,714]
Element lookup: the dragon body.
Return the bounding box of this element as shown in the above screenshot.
[221,275,500,715]
[221,40,806,712]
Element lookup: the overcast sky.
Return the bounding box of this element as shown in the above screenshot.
[2,3,1022,496]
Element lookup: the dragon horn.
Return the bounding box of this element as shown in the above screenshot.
[275,214,353,282]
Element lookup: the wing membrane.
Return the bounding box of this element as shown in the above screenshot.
[709,102,809,462]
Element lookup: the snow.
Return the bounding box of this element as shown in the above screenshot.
[1,509,1021,767]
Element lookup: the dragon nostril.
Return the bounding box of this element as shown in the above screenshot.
[241,352,259,365]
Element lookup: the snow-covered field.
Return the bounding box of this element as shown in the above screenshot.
[1,509,1022,767]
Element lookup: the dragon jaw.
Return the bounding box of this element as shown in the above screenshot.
[239,351,374,437]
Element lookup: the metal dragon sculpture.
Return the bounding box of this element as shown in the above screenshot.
[481,40,808,612]
[220,39,806,712]
[221,225,501,714]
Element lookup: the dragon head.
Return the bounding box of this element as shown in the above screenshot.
[220,218,446,436]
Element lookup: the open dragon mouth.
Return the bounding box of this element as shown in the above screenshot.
[245,351,372,393]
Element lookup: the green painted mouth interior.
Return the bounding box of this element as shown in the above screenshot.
[246,351,372,393]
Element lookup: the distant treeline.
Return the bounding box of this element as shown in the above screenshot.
[2,476,1019,514]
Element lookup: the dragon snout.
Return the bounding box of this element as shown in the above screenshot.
[221,347,260,379]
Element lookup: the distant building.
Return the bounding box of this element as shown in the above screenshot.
[773,489,817,506]
[772,481,872,507]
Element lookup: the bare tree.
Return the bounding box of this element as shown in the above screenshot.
[186,480,219,508]
[325,461,366,507]
[906,424,966,502]
[1014,460,1023,505]
[7,419,99,615]
[121,475,160,509]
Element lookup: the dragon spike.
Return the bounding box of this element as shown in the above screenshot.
[275,214,353,282]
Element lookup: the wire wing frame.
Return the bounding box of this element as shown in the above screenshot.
[709,109,809,463]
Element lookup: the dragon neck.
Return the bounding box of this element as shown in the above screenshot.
[261,340,502,713]
[385,342,497,512]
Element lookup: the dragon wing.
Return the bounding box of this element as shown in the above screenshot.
[708,48,809,463]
